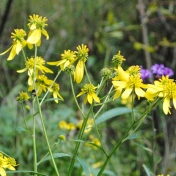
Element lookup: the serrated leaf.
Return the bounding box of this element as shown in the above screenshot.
[95,107,131,125]
[40,153,70,163]
[76,156,90,176]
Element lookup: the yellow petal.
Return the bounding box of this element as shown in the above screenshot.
[74,60,84,83]
[27,29,41,44]
[16,41,22,54]
[87,94,93,104]
[0,168,6,176]
[113,88,122,100]
[42,29,49,40]
[7,45,16,60]
[92,93,100,103]
[163,97,170,115]
[173,97,176,109]
[47,61,60,65]
[0,45,13,55]
[121,88,132,99]
[76,91,84,97]
[17,67,27,73]
[135,88,145,97]
[39,66,53,73]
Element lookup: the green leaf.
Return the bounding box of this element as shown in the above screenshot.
[124,133,138,141]
[76,156,90,176]
[16,126,28,133]
[95,107,131,125]
[40,153,70,163]
[142,164,153,176]
[86,142,106,155]
[6,170,47,176]
[69,139,85,143]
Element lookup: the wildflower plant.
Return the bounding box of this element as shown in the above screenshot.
[0,14,175,176]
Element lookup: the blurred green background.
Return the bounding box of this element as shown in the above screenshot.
[0,0,176,175]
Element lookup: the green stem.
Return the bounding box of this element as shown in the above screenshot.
[84,64,91,84]
[97,99,160,175]
[36,95,60,176]
[32,98,37,175]
[69,74,85,118]
[68,105,93,176]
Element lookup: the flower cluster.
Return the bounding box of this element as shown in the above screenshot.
[0,153,18,176]
[140,64,174,81]
[48,44,89,83]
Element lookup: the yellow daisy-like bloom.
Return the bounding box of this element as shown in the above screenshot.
[48,82,64,103]
[0,29,26,60]
[76,84,100,104]
[27,14,49,46]
[17,56,53,85]
[47,50,76,70]
[28,75,52,96]
[16,91,30,101]
[74,44,89,83]
[112,65,148,100]
[0,153,18,176]
[145,76,176,114]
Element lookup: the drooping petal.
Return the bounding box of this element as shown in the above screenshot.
[16,41,22,54]
[113,88,122,100]
[42,29,49,40]
[87,94,93,104]
[27,29,41,44]
[92,93,100,103]
[173,97,176,109]
[0,45,13,55]
[17,67,27,73]
[7,45,17,60]
[135,87,145,97]
[121,88,133,99]
[47,61,61,65]
[0,168,6,176]
[74,60,84,83]
[76,91,85,97]
[163,97,170,115]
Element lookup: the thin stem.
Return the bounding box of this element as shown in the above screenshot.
[36,95,60,176]
[84,64,91,84]
[32,98,37,175]
[97,99,161,175]
[68,105,93,176]
[69,74,86,118]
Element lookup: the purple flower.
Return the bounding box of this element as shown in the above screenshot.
[163,67,174,77]
[140,67,152,81]
[151,64,174,77]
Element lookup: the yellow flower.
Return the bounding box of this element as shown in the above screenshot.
[28,75,52,96]
[27,14,49,46]
[145,76,176,114]
[16,91,30,101]
[112,66,148,100]
[76,84,100,104]
[48,82,64,103]
[58,121,76,130]
[0,153,18,176]
[74,44,89,83]
[47,50,76,70]
[0,29,26,60]
[17,56,53,85]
